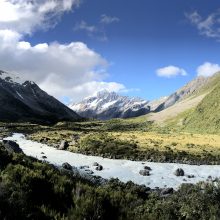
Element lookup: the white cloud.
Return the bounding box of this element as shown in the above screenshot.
[74,21,97,33]
[0,0,81,35]
[100,14,120,24]
[197,62,220,77]
[56,81,126,103]
[156,66,187,78]
[74,14,120,41]
[186,10,220,40]
[0,0,127,103]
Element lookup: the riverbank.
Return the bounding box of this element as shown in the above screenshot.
[5,133,220,189]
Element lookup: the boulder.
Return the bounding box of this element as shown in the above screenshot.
[2,140,23,154]
[139,170,150,176]
[187,174,195,178]
[93,162,99,166]
[62,162,72,171]
[59,140,69,150]
[42,156,47,159]
[85,169,94,175]
[79,165,89,169]
[161,188,174,195]
[144,166,152,171]
[95,165,103,171]
[174,168,184,176]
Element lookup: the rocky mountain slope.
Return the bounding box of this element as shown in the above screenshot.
[0,70,81,124]
[149,72,220,127]
[154,76,209,112]
[69,90,157,120]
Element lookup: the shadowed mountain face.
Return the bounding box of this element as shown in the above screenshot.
[0,70,81,124]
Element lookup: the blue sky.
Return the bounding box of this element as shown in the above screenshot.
[1,0,220,102]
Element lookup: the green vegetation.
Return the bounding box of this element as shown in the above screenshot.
[183,81,220,134]
[1,143,220,219]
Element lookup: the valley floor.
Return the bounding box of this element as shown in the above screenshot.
[5,133,220,189]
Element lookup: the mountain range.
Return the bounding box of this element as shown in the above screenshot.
[69,73,220,122]
[0,70,81,124]
[69,90,167,120]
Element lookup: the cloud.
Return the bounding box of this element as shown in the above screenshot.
[0,0,127,103]
[186,10,220,40]
[156,66,187,78]
[0,0,81,35]
[197,62,220,77]
[74,21,97,33]
[60,81,126,103]
[74,14,120,41]
[100,14,120,24]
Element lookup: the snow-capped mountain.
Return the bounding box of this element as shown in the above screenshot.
[69,90,153,120]
[0,70,81,124]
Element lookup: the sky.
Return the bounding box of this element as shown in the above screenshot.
[0,0,220,103]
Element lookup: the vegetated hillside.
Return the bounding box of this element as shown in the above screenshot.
[154,76,209,112]
[0,70,81,124]
[148,72,220,125]
[183,79,220,133]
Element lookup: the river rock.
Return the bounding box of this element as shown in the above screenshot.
[62,162,72,171]
[144,166,152,171]
[95,165,103,171]
[139,170,150,176]
[174,168,184,176]
[59,140,69,150]
[2,140,23,154]
[187,174,195,178]
[161,187,174,195]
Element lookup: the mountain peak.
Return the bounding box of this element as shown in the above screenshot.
[69,91,151,120]
[0,69,81,124]
[0,70,26,85]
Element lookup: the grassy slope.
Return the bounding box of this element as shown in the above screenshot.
[184,79,220,133]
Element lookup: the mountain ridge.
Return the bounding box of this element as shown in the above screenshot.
[0,70,81,124]
[69,90,155,120]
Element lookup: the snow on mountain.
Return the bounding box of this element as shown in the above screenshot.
[0,69,81,124]
[69,90,152,120]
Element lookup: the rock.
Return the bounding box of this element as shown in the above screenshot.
[71,134,80,145]
[95,165,103,171]
[79,165,89,169]
[85,170,94,175]
[144,166,152,171]
[93,162,99,166]
[41,152,44,154]
[187,174,195,178]
[42,156,47,159]
[2,140,23,154]
[174,168,184,176]
[161,188,174,195]
[62,162,72,171]
[139,170,150,176]
[59,140,69,150]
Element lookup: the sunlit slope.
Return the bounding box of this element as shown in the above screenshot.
[183,78,220,133]
[148,72,220,125]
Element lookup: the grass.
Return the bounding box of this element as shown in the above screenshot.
[21,119,220,164]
